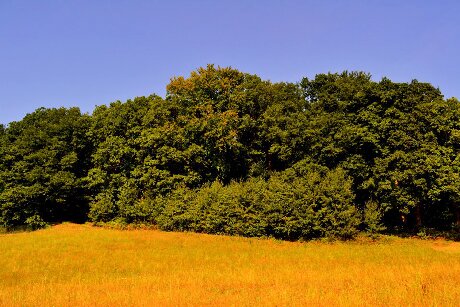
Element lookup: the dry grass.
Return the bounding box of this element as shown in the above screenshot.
[0,223,459,306]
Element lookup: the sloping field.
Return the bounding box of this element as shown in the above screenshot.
[0,223,459,306]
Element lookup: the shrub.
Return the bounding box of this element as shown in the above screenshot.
[24,214,48,230]
[157,161,360,240]
[88,192,118,223]
[364,200,386,234]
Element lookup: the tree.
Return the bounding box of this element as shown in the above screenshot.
[0,108,91,229]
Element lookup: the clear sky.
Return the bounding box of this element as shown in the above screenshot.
[1,0,459,125]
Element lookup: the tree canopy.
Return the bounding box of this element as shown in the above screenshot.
[1,65,459,239]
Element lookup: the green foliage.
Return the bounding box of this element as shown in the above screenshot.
[364,200,386,234]
[88,191,118,223]
[24,214,48,230]
[0,108,91,229]
[300,73,460,231]
[157,162,360,240]
[1,65,459,239]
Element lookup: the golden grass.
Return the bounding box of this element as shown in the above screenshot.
[0,223,459,306]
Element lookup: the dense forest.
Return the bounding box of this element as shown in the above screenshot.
[1,65,459,239]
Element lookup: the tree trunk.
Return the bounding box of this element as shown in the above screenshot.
[400,214,407,225]
[456,205,460,227]
[266,150,272,171]
[415,205,422,228]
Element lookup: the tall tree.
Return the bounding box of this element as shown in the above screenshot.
[0,108,91,229]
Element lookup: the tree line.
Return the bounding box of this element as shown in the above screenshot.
[1,65,459,239]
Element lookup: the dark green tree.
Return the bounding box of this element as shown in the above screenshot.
[0,108,91,229]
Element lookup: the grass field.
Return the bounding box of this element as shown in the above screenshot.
[0,223,459,306]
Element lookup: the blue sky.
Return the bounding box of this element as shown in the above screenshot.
[1,0,459,124]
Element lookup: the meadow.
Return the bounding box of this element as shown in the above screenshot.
[0,223,459,306]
